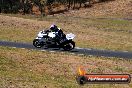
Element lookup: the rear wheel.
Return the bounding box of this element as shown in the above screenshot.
[33,39,44,48]
[62,41,75,51]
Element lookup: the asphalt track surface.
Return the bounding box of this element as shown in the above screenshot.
[0,41,132,59]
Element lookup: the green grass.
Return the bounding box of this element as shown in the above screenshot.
[0,46,132,88]
[0,26,35,42]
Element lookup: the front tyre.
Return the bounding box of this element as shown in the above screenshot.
[62,41,75,51]
[33,39,44,48]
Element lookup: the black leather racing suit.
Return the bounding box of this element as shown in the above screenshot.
[45,28,66,44]
[52,28,66,44]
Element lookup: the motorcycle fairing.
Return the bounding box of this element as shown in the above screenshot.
[66,33,75,40]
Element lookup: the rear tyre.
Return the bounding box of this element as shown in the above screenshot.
[62,41,75,51]
[33,39,44,48]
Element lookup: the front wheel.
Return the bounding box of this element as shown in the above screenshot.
[62,41,75,51]
[33,39,44,48]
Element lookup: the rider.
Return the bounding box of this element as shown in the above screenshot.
[49,24,66,43]
[49,24,66,38]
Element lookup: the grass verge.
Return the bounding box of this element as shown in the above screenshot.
[0,46,132,88]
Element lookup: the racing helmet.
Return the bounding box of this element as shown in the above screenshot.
[50,24,57,31]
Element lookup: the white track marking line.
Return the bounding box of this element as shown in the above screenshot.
[41,50,46,52]
[123,51,128,52]
[70,53,75,55]
[76,47,92,50]
[49,51,55,53]
[9,45,130,59]
[100,49,105,51]
[12,47,16,48]
[101,56,105,58]
[78,54,84,56]
[106,56,111,58]
[21,48,25,49]
[75,47,83,49]
[61,52,65,54]
[86,48,92,50]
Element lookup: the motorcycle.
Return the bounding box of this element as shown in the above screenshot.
[33,30,76,51]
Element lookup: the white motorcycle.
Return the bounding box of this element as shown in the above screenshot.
[33,30,76,51]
